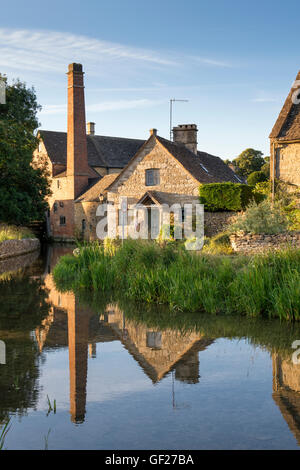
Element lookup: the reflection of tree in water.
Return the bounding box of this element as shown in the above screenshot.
[0,272,50,422]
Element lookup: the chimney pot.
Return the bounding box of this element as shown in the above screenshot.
[68,63,83,73]
[149,128,157,136]
[87,122,95,136]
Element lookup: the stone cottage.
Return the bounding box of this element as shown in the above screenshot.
[270,70,300,188]
[34,63,241,241]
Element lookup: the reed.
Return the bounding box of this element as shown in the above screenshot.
[53,240,300,321]
[0,224,33,243]
[0,419,11,450]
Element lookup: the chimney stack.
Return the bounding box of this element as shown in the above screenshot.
[67,63,90,198]
[172,124,198,154]
[149,128,157,136]
[87,122,95,135]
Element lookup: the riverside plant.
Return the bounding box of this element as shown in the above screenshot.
[0,224,34,243]
[0,419,11,450]
[53,240,300,321]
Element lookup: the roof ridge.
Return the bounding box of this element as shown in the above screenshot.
[39,129,144,142]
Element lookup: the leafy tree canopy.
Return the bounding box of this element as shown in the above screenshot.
[247,170,268,186]
[261,156,270,179]
[0,77,50,225]
[232,148,265,178]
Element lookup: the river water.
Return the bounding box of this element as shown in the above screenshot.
[1,244,300,450]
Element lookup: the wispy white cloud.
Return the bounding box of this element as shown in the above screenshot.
[0,28,178,75]
[0,28,236,80]
[39,99,164,115]
[251,97,278,103]
[190,56,234,68]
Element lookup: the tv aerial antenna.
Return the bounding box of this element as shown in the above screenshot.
[169,98,189,141]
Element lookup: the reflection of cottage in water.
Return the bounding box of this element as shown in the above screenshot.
[101,304,213,384]
[35,247,213,423]
[273,353,300,445]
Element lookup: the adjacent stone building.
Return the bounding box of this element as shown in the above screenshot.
[270,70,300,189]
[34,63,241,241]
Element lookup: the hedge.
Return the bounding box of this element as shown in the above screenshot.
[199,182,263,212]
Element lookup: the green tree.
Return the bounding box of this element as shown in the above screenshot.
[247,170,268,186]
[0,78,50,225]
[261,156,270,178]
[232,148,264,178]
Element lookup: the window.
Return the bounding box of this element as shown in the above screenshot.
[145,169,160,186]
[53,203,58,212]
[59,201,64,207]
[82,219,86,231]
[60,216,66,226]
[146,331,162,349]
[57,180,60,189]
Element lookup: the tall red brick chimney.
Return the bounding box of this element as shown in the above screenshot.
[67,63,90,198]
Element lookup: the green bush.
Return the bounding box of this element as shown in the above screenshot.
[228,199,289,234]
[247,171,268,186]
[202,232,234,255]
[199,182,262,212]
[283,201,300,231]
[253,180,270,197]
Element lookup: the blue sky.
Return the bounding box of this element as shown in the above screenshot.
[1,0,300,159]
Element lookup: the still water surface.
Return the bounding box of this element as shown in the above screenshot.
[1,244,300,450]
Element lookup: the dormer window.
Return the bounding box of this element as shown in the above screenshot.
[145,169,160,186]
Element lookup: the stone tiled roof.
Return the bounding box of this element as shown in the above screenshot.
[157,136,240,183]
[270,70,300,141]
[106,134,241,193]
[39,130,145,168]
[75,173,119,203]
[137,191,188,206]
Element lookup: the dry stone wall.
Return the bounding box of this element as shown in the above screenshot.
[230,231,300,254]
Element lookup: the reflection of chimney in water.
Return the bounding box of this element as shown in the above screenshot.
[175,351,200,384]
[68,296,89,423]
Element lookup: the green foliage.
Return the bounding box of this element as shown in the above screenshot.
[199,182,262,212]
[202,232,234,255]
[253,180,270,198]
[229,199,289,234]
[232,148,265,178]
[261,157,270,178]
[53,240,300,321]
[0,78,51,225]
[283,201,300,231]
[247,171,268,186]
[0,224,34,243]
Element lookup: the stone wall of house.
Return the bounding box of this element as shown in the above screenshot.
[74,201,99,241]
[275,142,300,187]
[108,138,200,206]
[204,212,236,237]
[0,238,40,260]
[230,231,300,254]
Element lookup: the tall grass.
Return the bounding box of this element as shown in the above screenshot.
[53,240,300,321]
[0,224,34,243]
